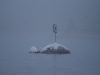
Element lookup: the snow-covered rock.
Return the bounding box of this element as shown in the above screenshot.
[29,46,40,53]
[42,42,70,54]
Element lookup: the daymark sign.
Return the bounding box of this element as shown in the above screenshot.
[53,24,57,33]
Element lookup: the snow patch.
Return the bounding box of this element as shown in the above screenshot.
[29,46,40,53]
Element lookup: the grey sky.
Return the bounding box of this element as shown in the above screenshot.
[0,0,100,38]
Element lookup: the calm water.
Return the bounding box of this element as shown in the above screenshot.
[0,35,100,75]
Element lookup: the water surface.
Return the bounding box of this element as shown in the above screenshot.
[0,35,100,75]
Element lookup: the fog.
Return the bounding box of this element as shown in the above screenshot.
[0,1,100,75]
[0,0,100,38]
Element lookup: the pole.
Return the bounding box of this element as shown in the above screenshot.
[55,33,56,42]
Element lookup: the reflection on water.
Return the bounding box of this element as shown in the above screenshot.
[0,35,100,75]
[52,54,57,75]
